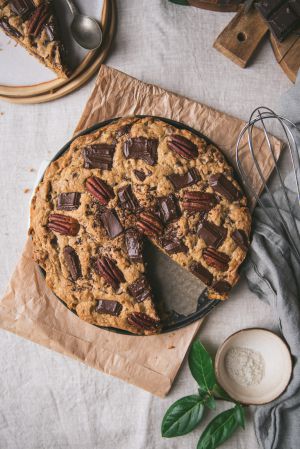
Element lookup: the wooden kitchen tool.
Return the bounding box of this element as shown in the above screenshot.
[270,33,300,83]
[213,7,268,68]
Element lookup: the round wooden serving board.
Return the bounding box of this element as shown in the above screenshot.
[0,0,116,104]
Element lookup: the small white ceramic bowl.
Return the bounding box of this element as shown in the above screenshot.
[215,328,292,405]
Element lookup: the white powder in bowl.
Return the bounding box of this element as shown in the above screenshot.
[224,347,265,386]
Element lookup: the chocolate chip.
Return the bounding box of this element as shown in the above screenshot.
[95,299,122,316]
[232,229,249,252]
[63,246,81,281]
[123,137,158,166]
[117,185,139,211]
[133,169,149,181]
[57,192,81,211]
[213,280,231,294]
[160,236,188,254]
[100,209,123,239]
[168,168,200,191]
[190,261,213,286]
[0,17,22,38]
[198,220,227,248]
[115,124,132,138]
[209,173,242,202]
[125,228,143,262]
[127,276,152,302]
[157,194,181,224]
[82,144,115,170]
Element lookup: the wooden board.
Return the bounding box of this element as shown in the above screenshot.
[0,0,116,103]
[213,8,268,68]
[270,32,300,83]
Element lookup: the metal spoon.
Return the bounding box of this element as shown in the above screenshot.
[65,0,103,50]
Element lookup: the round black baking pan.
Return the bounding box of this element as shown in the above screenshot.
[38,116,223,335]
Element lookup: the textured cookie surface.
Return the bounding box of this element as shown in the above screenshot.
[30,117,251,335]
[0,0,70,78]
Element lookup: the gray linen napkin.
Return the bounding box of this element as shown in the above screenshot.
[244,72,300,449]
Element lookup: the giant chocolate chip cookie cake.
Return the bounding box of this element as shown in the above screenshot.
[30,117,251,335]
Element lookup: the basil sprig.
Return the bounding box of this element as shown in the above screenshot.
[161,340,245,449]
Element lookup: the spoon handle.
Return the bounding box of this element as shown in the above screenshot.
[65,0,79,16]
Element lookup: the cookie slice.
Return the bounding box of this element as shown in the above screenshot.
[0,0,70,78]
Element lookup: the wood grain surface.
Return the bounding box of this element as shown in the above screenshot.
[213,8,268,68]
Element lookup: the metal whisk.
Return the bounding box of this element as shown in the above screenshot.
[235,106,300,263]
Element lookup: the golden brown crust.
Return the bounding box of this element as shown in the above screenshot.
[30,117,251,335]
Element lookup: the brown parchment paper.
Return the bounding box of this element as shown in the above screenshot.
[0,65,282,398]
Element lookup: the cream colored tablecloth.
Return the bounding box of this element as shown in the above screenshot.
[0,1,291,448]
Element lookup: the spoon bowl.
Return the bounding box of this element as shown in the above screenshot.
[65,0,103,50]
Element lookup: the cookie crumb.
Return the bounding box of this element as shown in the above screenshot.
[168,345,175,349]
[29,168,36,172]
[23,188,30,194]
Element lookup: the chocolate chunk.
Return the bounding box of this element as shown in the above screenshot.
[0,17,21,38]
[63,246,81,281]
[117,184,139,211]
[82,144,115,170]
[209,173,242,202]
[232,229,249,252]
[198,220,227,248]
[125,228,143,262]
[100,209,123,239]
[95,299,123,316]
[123,137,158,166]
[157,194,181,224]
[256,0,300,42]
[127,276,152,302]
[160,236,188,254]
[115,124,132,138]
[133,169,147,181]
[45,22,56,42]
[256,0,285,18]
[168,168,200,191]
[202,247,230,272]
[9,0,34,18]
[57,192,81,211]
[213,280,232,294]
[190,262,213,286]
[127,312,160,332]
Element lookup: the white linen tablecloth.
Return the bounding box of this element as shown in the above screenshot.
[0,1,291,448]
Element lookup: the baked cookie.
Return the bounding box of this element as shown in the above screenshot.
[0,0,70,78]
[30,117,251,335]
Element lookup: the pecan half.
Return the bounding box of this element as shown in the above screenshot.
[202,247,230,272]
[28,3,50,37]
[168,134,198,160]
[48,214,79,236]
[96,256,125,290]
[127,312,160,332]
[182,191,217,213]
[86,176,114,205]
[136,211,163,237]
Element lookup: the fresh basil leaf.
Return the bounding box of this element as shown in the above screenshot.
[197,405,244,449]
[205,395,216,410]
[189,340,216,393]
[212,384,232,402]
[161,395,205,438]
[234,404,245,429]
